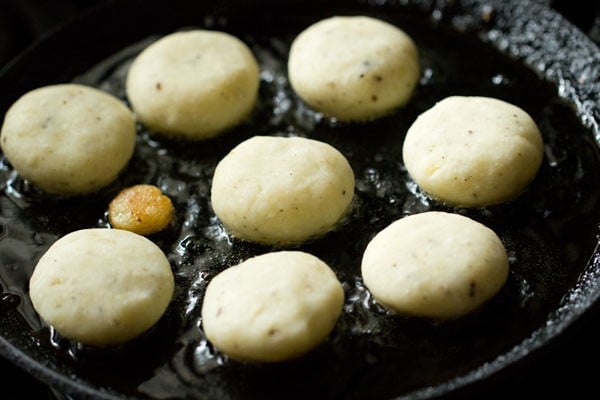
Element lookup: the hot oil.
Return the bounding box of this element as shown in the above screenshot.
[0,9,599,400]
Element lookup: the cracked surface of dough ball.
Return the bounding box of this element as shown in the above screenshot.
[361,211,509,319]
[29,229,174,346]
[402,96,544,207]
[202,251,344,362]
[0,84,136,195]
[109,184,174,235]
[126,30,260,140]
[288,16,419,121]
[211,136,355,245]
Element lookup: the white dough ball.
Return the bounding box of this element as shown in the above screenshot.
[288,16,420,121]
[211,136,355,245]
[126,30,260,140]
[29,229,174,346]
[0,84,136,195]
[361,212,509,319]
[402,96,544,207]
[202,251,344,362]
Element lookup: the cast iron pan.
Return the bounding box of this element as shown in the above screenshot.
[1,0,599,399]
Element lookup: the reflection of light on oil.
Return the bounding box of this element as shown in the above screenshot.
[183,270,210,317]
[405,180,431,206]
[205,216,232,245]
[518,277,535,308]
[5,171,27,209]
[544,144,566,167]
[193,339,226,374]
[49,326,61,349]
[420,67,434,85]
[491,73,509,85]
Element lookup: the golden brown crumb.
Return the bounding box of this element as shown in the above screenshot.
[108,184,174,235]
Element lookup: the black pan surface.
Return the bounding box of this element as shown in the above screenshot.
[0,1,599,399]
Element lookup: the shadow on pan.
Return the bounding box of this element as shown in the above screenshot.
[0,0,599,399]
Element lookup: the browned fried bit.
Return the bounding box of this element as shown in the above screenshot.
[108,184,174,235]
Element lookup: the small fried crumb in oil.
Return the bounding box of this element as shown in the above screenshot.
[108,184,174,235]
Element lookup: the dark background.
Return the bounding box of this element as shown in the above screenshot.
[0,0,599,399]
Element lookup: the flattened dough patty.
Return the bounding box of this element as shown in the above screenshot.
[126,30,260,140]
[402,96,544,207]
[211,136,355,245]
[30,229,174,346]
[288,16,419,121]
[361,211,509,319]
[202,251,344,362]
[0,84,136,195]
